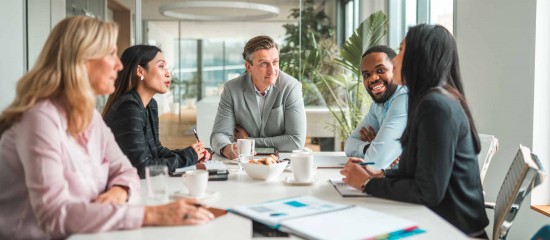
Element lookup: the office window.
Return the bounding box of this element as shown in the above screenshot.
[430,0,454,34]
[392,0,418,48]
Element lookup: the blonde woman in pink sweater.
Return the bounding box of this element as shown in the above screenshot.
[0,16,213,239]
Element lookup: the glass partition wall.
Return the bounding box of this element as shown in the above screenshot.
[144,1,302,121]
[136,0,306,149]
[131,0,453,150]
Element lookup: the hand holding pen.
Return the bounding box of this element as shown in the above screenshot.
[193,129,211,162]
[339,161,375,166]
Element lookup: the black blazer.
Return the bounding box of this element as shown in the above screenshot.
[104,91,197,178]
[365,91,489,235]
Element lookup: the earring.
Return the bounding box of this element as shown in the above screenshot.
[140,76,144,81]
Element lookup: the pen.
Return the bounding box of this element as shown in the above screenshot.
[358,162,375,166]
[193,129,209,162]
[193,203,203,208]
[193,129,200,142]
[338,161,375,166]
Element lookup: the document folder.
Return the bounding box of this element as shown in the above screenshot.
[231,196,422,239]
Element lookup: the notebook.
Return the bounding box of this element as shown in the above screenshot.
[329,178,370,197]
[314,154,348,168]
[172,160,227,175]
[281,206,421,239]
[231,196,421,239]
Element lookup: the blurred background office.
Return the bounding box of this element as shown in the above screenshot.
[0,0,548,238]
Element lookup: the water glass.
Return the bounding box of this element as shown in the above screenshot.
[145,165,169,205]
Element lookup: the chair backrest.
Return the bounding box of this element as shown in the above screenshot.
[478,134,499,185]
[492,145,545,240]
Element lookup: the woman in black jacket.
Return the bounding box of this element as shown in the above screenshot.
[103,45,210,178]
[341,24,489,238]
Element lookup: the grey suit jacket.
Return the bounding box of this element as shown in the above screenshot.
[210,71,306,154]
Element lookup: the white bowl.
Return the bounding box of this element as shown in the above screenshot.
[242,161,288,180]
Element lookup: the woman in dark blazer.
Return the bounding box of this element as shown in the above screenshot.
[341,24,489,238]
[103,45,210,178]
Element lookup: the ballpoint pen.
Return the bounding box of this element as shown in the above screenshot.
[193,129,208,161]
[193,129,200,142]
[193,203,204,208]
[357,162,375,166]
[339,161,375,166]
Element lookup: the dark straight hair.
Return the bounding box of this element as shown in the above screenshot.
[400,24,481,153]
[102,45,162,116]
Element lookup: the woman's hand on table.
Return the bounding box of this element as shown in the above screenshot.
[94,185,128,205]
[340,158,372,190]
[143,199,215,226]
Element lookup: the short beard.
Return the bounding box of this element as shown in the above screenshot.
[368,81,398,104]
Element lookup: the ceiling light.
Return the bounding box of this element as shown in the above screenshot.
[159,1,280,21]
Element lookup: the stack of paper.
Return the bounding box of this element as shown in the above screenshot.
[231,196,422,240]
[173,160,227,175]
[329,178,370,197]
[232,196,350,228]
[281,206,420,240]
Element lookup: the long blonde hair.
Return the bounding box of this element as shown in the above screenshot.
[0,16,118,137]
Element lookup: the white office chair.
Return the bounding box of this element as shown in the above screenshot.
[478,134,499,185]
[485,145,546,240]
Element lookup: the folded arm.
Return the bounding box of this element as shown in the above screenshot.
[210,84,236,155]
[362,95,408,169]
[250,84,306,151]
[344,104,379,158]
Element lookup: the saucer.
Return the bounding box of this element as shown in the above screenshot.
[225,159,240,165]
[171,190,220,201]
[284,176,316,186]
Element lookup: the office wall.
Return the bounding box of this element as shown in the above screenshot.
[532,0,550,205]
[456,0,550,238]
[28,0,65,67]
[0,1,24,109]
[0,0,65,110]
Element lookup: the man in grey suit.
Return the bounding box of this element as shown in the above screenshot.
[211,35,306,159]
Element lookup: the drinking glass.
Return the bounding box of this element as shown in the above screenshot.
[237,139,255,171]
[145,165,169,205]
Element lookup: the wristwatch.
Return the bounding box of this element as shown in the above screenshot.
[381,169,397,178]
[361,178,371,191]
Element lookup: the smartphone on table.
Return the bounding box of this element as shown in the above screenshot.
[255,147,278,156]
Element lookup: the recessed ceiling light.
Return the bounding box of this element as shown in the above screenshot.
[159,1,280,21]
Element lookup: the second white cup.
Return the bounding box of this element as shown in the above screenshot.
[237,139,255,163]
[182,169,209,197]
[291,151,314,182]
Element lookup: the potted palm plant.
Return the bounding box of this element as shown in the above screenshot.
[279,6,388,148]
[279,0,341,106]
[320,11,388,141]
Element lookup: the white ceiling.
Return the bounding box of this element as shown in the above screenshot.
[115,0,305,21]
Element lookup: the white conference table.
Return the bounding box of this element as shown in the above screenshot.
[69,152,467,240]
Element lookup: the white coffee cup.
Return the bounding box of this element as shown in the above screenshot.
[237,139,255,163]
[291,151,314,182]
[182,169,209,197]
